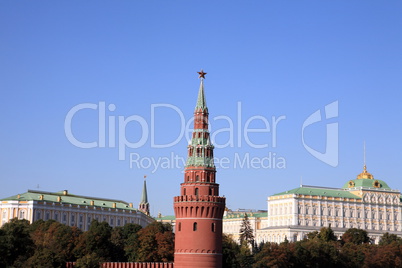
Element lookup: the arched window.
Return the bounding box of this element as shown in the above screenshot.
[178,222,181,231]
[196,175,199,182]
[193,222,197,231]
[195,188,199,196]
[183,188,186,195]
[211,223,216,232]
[209,188,213,195]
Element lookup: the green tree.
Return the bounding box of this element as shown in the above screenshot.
[379,232,402,246]
[222,234,241,268]
[317,226,337,242]
[0,218,34,267]
[136,222,174,262]
[341,228,371,245]
[111,226,127,262]
[338,242,367,268]
[294,239,341,267]
[75,252,104,268]
[305,227,337,242]
[26,220,81,267]
[123,223,142,260]
[238,240,254,268]
[306,230,319,240]
[239,213,254,246]
[74,220,114,262]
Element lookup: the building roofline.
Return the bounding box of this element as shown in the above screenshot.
[26,189,130,205]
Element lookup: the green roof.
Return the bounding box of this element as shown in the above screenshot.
[1,190,139,211]
[224,212,268,219]
[342,178,391,190]
[156,215,176,221]
[272,186,360,199]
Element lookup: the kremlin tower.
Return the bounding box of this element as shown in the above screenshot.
[139,177,150,216]
[173,71,226,268]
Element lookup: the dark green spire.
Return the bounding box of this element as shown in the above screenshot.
[195,79,208,112]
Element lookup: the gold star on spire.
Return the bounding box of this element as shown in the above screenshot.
[197,69,207,79]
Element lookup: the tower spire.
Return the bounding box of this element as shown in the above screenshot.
[357,143,374,180]
[139,175,150,216]
[363,141,366,168]
[174,71,226,268]
[196,79,207,111]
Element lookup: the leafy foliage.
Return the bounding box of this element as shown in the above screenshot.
[0,218,34,267]
[2,218,402,267]
[136,221,174,262]
[222,234,241,268]
[341,228,371,245]
[0,218,173,266]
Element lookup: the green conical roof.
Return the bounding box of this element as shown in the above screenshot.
[195,79,208,112]
[140,179,148,204]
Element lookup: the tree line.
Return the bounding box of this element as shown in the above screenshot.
[0,218,174,268]
[2,217,402,267]
[223,214,402,268]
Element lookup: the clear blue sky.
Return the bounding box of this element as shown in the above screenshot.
[1,1,401,216]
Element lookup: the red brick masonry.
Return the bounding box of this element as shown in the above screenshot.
[66,262,174,268]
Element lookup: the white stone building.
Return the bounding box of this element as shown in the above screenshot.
[256,166,402,244]
[222,209,268,242]
[0,189,154,231]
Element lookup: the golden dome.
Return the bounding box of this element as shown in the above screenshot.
[356,165,374,180]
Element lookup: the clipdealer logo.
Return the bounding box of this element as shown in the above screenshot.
[64,101,338,171]
[302,101,339,167]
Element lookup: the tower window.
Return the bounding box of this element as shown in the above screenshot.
[196,175,199,182]
[212,223,216,232]
[195,188,199,196]
[178,222,181,231]
[209,188,212,195]
[183,188,186,195]
[193,222,197,231]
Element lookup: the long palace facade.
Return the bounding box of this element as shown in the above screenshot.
[0,188,154,231]
[256,165,402,244]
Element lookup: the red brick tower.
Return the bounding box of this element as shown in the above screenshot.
[174,70,226,268]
